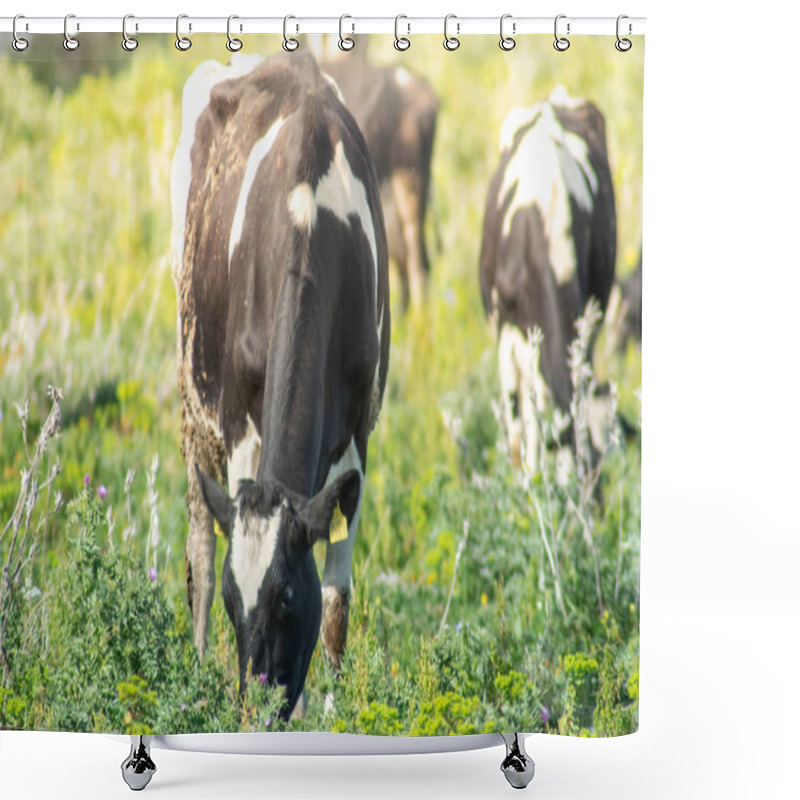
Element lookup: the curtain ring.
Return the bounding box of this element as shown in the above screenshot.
[615,14,632,51]
[63,13,79,51]
[227,15,243,52]
[12,15,29,52]
[283,15,299,52]
[499,14,515,51]
[443,14,460,51]
[338,14,355,51]
[122,14,138,51]
[553,14,570,51]
[176,14,192,51]
[394,15,410,51]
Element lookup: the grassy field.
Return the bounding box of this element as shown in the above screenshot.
[0,35,643,736]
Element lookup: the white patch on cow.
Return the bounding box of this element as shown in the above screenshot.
[171,56,265,282]
[549,84,584,110]
[231,500,285,617]
[287,182,318,232]
[227,415,262,497]
[315,142,379,308]
[498,102,598,283]
[323,72,346,104]
[497,324,551,474]
[171,62,229,282]
[395,67,413,87]
[228,117,286,267]
[321,438,364,593]
[499,103,542,152]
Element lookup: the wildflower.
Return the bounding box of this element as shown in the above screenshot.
[481,592,489,607]
[541,705,550,724]
[181,703,187,713]
[83,474,91,487]
[148,566,157,583]
[98,484,108,500]
[259,673,267,685]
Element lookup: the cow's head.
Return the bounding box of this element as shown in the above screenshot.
[195,465,360,719]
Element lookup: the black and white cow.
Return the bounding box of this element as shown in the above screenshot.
[322,61,438,308]
[479,87,616,470]
[171,53,390,718]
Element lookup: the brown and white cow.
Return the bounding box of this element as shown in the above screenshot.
[171,52,390,718]
[479,87,616,471]
[322,61,438,308]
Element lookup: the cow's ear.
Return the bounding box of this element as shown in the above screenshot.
[195,465,235,538]
[301,470,361,547]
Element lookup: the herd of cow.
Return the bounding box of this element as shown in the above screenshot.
[170,50,641,720]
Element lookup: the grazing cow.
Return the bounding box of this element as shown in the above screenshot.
[479,87,616,471]
[322,61,438,308]
[171,53,390,719]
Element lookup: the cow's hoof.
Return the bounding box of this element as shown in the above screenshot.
[121,736,156,791]
[500,733,535,789]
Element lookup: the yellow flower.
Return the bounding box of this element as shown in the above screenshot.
[481,592,488,607]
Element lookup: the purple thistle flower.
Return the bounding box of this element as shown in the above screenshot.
[97,485,108,500]
[148,566,157,583]
[540,705,550,724]
[259,673,268,685]
[83,474,91,487]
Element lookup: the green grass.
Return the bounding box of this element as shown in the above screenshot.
[0,35,642,735]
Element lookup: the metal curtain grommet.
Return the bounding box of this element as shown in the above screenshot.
[338,14,354,51]
[553,14,570,51]
[443,14,460,51]
[63,13,79,51]
[122,14,138,51]
[394,14,410,51]
[616,14,632,51]
[176,14,192,51]
[227,15,243,52]
[499,14,515,51]
[12,14,29,52]
[283,15,299,51]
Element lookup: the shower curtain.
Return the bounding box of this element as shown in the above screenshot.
[0,28,643,740]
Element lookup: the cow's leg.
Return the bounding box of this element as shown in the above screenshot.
[498,325,525,468]
[391,169,427,307]
[321,441,364,670]
[182,419,217,657]
[498,324,550,474]
[520,350,550,476]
